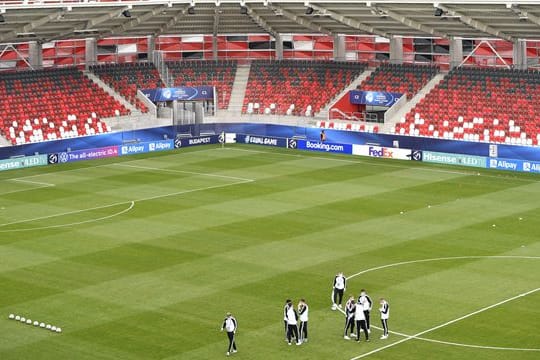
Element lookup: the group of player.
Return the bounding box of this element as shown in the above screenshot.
[219,272,389,356]
[333,272,390,341]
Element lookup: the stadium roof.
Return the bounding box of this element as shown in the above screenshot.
[2,1,540,43]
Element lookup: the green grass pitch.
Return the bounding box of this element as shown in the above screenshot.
[0,144,539,360]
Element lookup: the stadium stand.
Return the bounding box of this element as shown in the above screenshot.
[358,63,439,99]
[242,60,367,116]
[90,62,165,113]
[394,67,540,145]
[0,67,128,145]
[166,60,237,110]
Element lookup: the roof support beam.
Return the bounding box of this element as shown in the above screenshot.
[43,7,128,43]
[213,7,220,36]
[376,6,447,38]
[309,4,388,38]
[154,6,189,37]
[509,5,540,29]
[109,6,165,36]
[245,5,278,38]
[85,7,128,29]
[0,9,66,42]
[438,4,513,41]
[270,4,332,35]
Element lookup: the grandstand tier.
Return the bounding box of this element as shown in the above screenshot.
[166,60,237,110]
[394,67,540,146]
[242,60,367,116]
[90,62,165,113]
[358,63,439,99]
[0,67,127,145]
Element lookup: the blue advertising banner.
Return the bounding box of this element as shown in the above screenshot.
[487,158,524,172]
[349,90,403,107]
[0,154,47,172]
[522,160,540,173]
[56,146,119,164]
[174,135,221,149]
[236,134,287,147]
[423,151,486,168]
[141,86,214,102]
[119,140,174,156]
[295,140,352,154]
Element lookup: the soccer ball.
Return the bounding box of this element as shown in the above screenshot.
[15,315,21,321]
[20,317,26,322]
[51,326,57,332]
[46,324,51,330]
[33,321,39,326]
[40,323,45,328]
[26,319,32,325]
[8,314,15,319]
[56,328,62,333]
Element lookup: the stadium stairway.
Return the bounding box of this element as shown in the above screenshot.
[318,69,374,119]
[382,73,445,133]
[227,63,251,114]
[84,71,142,116]
[0,134,11,147]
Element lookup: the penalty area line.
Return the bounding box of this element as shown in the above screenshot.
[349,287,540,360]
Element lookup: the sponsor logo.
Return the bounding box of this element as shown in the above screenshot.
[218,133,225,144]
[490,159,498,168]
[0,155,48,172]
[523,162,531,172]
[244,135,278,146]
[59,152,69,163]
[152,141,172,151]
[368,146,394,158]
[305,141,345,152]
[48,153,58,164]
[423,151,486,168]
[188,137,212,145]
[288,139,297,149]
[174,138,182,148]
[411,150,422,161]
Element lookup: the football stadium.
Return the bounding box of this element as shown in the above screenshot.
[1,1,540,359]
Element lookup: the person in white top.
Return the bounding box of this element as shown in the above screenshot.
[354,301,369,342]
[358,289,373,333]
[298,299,309,343]
[220,312,237,356]
[332,272,346,310]
[285,301,301,345]
[379,298,390,339]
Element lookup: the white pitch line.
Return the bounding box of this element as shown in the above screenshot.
[0,201,135,233]
[0,178,55,196]
[0,179,252,232]
[350,287,540,360]
[347,255,540,280]
[110,163,254,182]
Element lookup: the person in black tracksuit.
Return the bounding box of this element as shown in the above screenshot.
[283,299,291,340]
[343,295,356,339]
[221,312,237,356]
